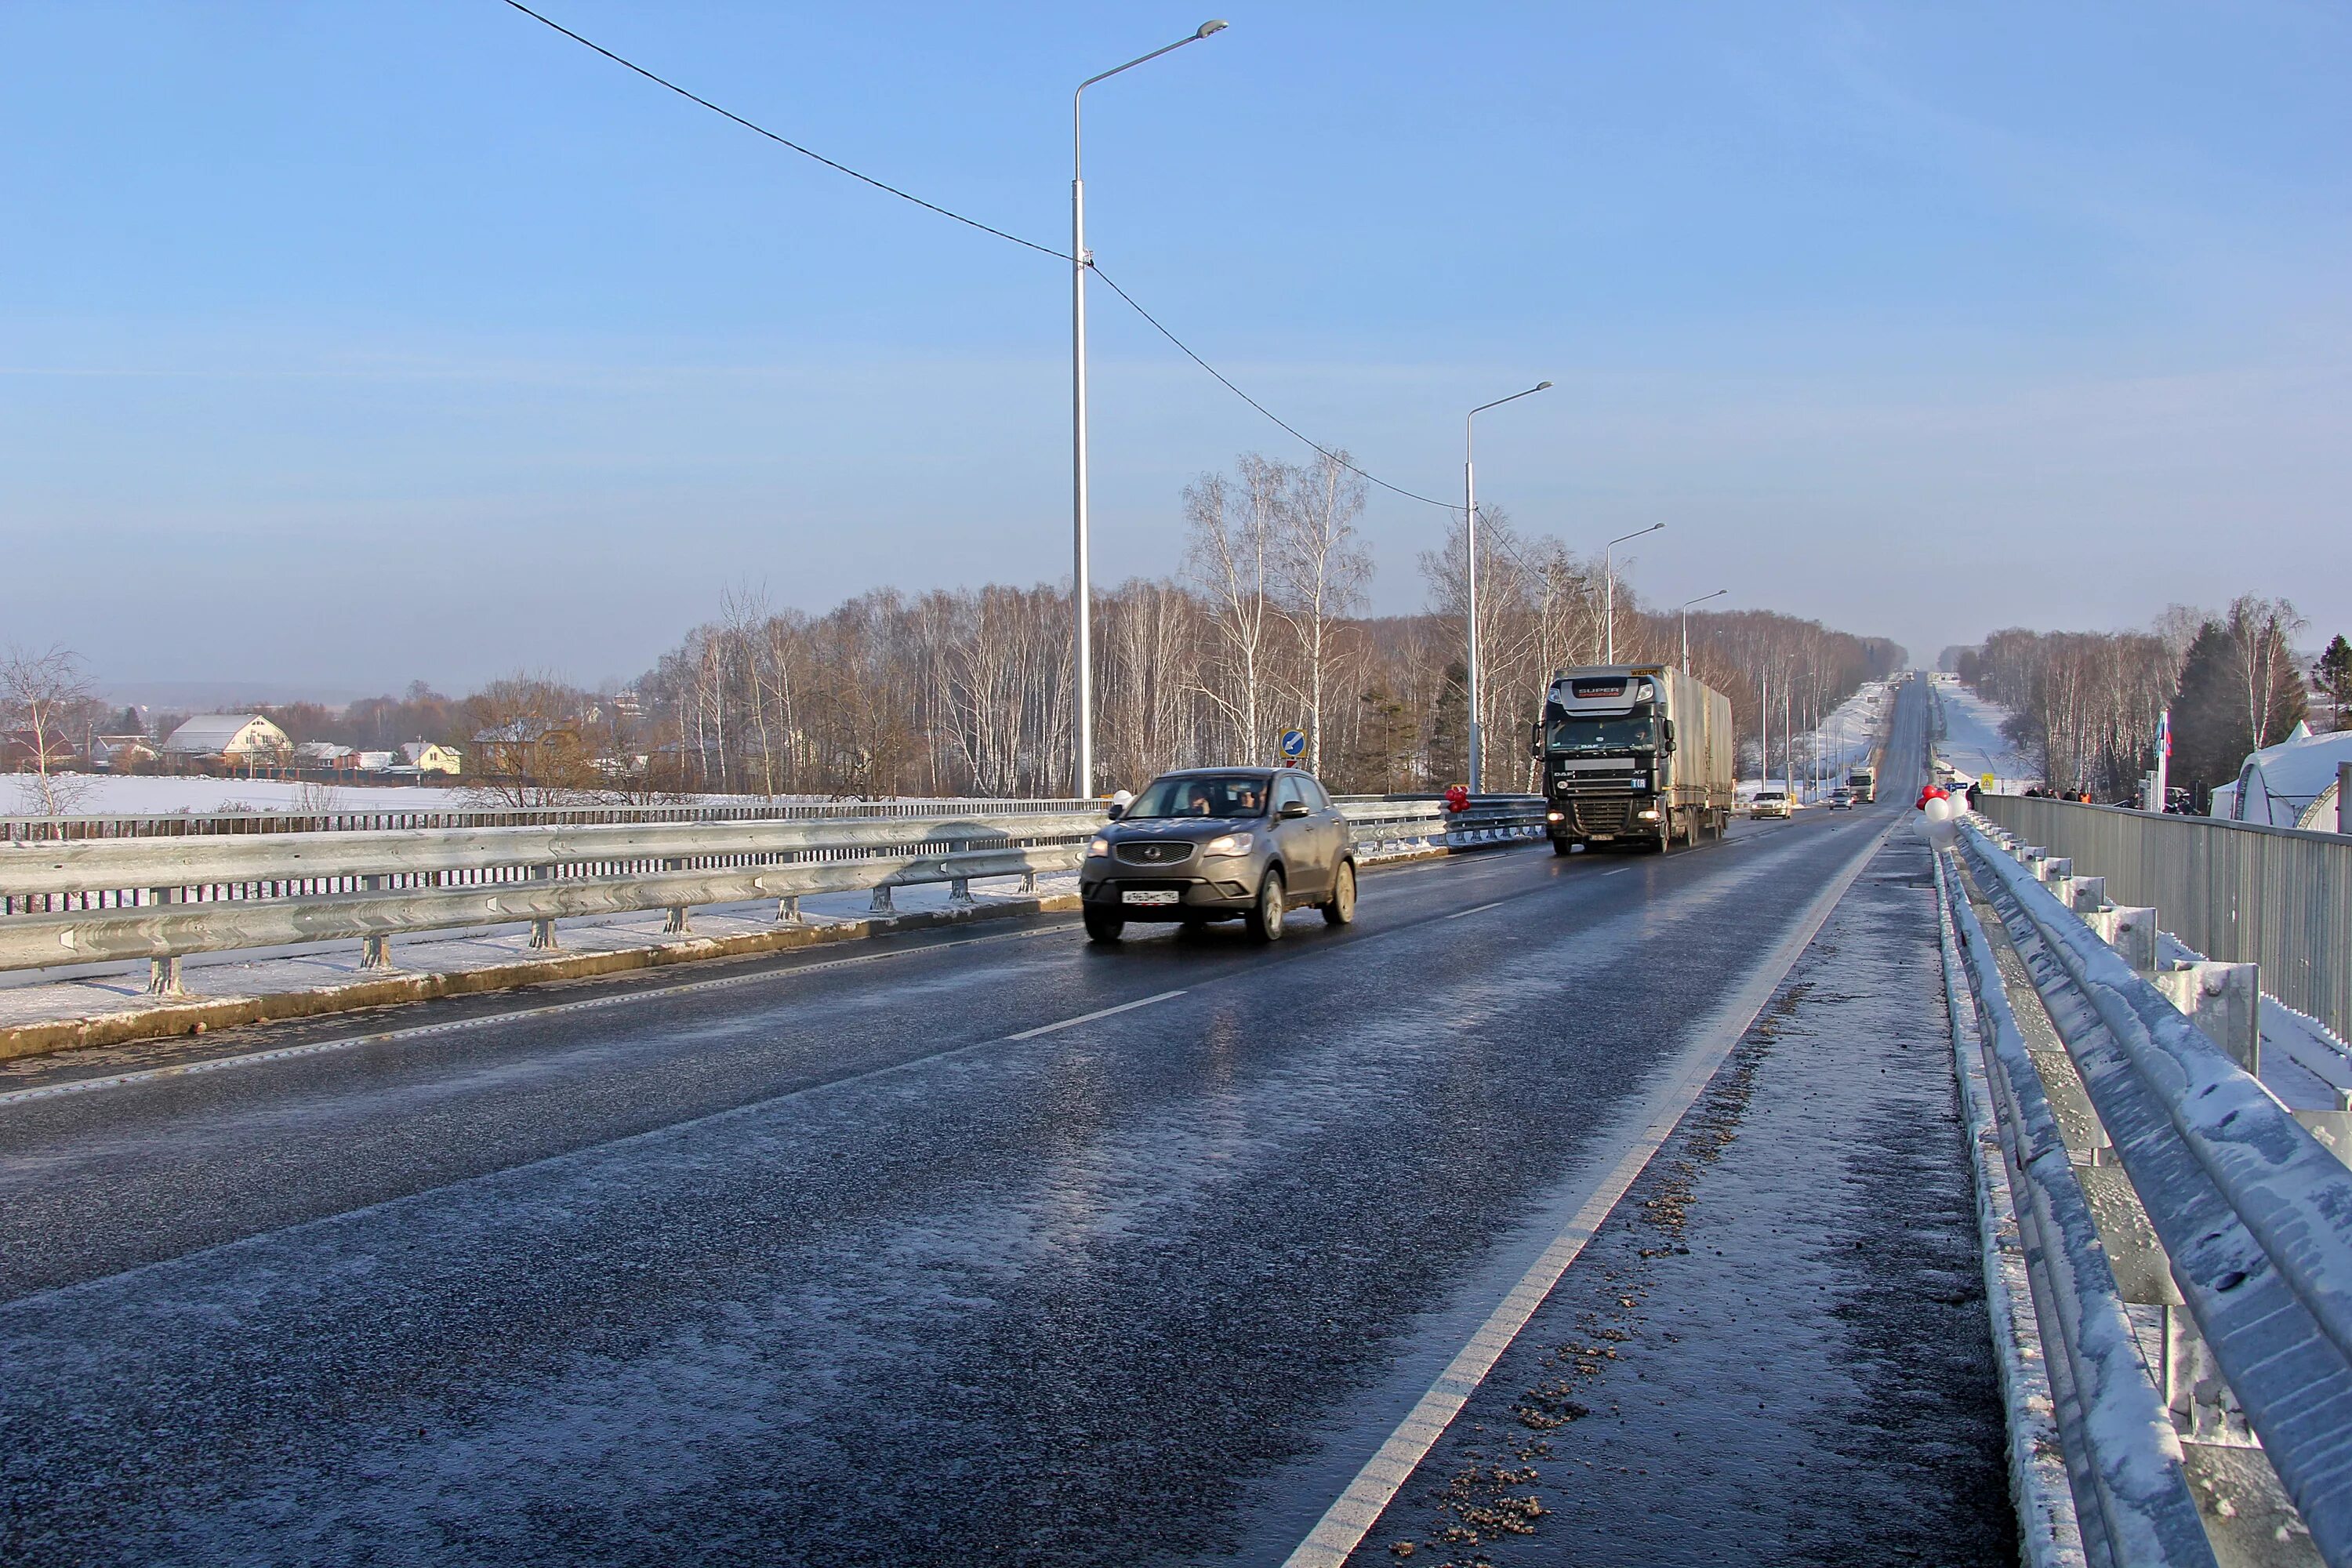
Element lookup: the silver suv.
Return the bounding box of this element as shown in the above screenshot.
[1078,768,1356,943]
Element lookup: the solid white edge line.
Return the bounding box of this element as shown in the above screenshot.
[1279,817,1898,1568]
[1002,989,1185,1041]
[0,924,1069,1111]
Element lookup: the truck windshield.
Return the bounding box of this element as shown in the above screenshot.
[1547,715,1654,753]
[1124,774,1270,819]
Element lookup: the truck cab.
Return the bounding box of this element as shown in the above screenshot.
[1531,665,1731,855]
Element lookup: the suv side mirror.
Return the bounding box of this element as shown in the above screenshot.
[1279,800,1311,818]
[1105,802,1125,821]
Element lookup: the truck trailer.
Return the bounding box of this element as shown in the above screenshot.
[1530,664,1735,854]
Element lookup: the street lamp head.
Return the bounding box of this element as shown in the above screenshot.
[1196,19,1229,37]
[1535,379,1554,390]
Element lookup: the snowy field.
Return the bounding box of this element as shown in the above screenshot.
[5,775,483,817]
[1745,679,1893,804]
[1931,673,2040,793]
[2,776,1022,819]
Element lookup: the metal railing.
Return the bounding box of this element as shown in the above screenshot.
[0,796,1544,985]
[0,796,1096,845]
[1954,819,2352,1566]
[1978,795,2351,1049]
[1935,848,2212,1566]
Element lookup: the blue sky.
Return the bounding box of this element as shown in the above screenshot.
[3,2,2347,695]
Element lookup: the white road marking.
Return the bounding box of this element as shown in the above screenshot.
[0,924,1068,1112]
[1280,818,1896,1568]
[1003,989,1185,1041]
[1600,866,1633,877]
[1443,901,1508,920]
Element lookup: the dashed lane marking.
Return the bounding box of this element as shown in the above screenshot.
[1443,901,1508,920]
[1279,817,1897,1568]
[1003,989,1185,1040]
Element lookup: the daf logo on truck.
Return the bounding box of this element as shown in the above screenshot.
[1528,664,1735,855]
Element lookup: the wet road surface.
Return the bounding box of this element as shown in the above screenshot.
[0,684,2005,1566]
[1334,829,2014,1568]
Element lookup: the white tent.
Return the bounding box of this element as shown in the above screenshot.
[2209,722,2352,831]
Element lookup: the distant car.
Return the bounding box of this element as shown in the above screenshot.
[1750,790,1792,819]
[1077,768,1356,944]
[1828,789,1854,811]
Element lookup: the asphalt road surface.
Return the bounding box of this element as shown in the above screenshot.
[0,680,1998,1566]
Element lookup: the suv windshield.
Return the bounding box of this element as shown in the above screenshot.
[1546,715,1654,753]
[1125,774,1271,820]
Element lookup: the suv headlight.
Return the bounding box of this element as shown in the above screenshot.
[1202,832,1252,856]
[1087,837,1111,858]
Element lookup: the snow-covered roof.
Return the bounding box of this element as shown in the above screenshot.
[161,713,289,756]
[2216,725,2352,829]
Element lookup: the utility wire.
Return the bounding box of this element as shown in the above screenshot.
[502,0,1069,260]
[499,0,1463,512]
[1087,265,1459,510]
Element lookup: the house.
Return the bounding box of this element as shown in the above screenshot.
[472,719,579,775]
[401,741,463,775]
[355,750,397,772]
[91,734,158,771]
[158,714,294,773]
[293,741,358,771]
[2208,722,2352,831]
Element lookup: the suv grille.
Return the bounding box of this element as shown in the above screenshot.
[1116,840,1196,866]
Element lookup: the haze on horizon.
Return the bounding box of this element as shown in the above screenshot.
[3,2,2346,696]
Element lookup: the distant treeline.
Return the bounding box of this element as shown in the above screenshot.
[1951,596,2344,803]
[75,452,1906,802]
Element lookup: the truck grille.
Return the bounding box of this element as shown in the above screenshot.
[1567,800,1632,833]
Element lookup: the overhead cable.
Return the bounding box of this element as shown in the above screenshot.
[499,0,1462,512]
[501,0,1070,260]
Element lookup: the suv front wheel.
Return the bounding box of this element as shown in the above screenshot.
[1246,868,1287,942]
[1321,860,1356,925]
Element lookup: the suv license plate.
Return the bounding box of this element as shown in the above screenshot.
[1123,889,1180,906]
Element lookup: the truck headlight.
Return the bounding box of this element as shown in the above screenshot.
[1546,810,1564,822]
[1087,837,1111,858]
[1636,808,1661,822]
[1202,833,1251,856]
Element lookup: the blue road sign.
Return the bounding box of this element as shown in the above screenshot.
[1279,729,1308,760]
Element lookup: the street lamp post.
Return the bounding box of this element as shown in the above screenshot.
[1678,588,1726,675]
[1463,380,1552,791]
[1070,20,1227,799]
[1602,522,1665,666]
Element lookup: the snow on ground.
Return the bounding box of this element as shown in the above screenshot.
[4,775,1024,819]
[1745,679,1893,804]
[0,873,1085,1033]
[1932,673,2040,794]
[2154,930,2352,1112]
[6,775,485,817]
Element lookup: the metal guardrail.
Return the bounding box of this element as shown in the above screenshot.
[1935,848,2212,1566]
[0,796,1097,845]
[0,795,1543,983]
[1978,794,2351,1051]
[1956,819,2352,1566]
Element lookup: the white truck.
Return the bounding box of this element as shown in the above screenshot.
[1530,664,1735,854]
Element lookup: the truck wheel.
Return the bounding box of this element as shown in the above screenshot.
[1320,861,1357,926]
[1552,837,1574,857]
[1245,869,1287,942]
[1083,908,1124,943]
